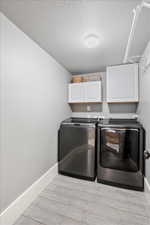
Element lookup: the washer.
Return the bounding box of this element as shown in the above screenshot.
[58,117,98,181]
[97,119,145,191]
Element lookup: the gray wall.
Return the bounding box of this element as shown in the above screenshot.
[137,40,150,184]
[71,73,137,114]
[70,102,137,113]
[0,13,71,212]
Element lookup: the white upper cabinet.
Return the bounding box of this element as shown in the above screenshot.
[84,81,101,102]
[68,83,84,103]
[106,63,139,103]
[68,81,101,103]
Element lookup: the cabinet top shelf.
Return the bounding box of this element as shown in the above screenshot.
[69,101,102,104]
[69,80,101,85]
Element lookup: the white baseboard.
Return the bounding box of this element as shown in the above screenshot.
[145,177,150,192]
[0,163,58,225]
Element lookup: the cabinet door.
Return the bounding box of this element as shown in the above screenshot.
[84,81,101,102]
[107,64,139,102]
[68,83,84,103]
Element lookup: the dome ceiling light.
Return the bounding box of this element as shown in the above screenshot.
[84,34,100,48]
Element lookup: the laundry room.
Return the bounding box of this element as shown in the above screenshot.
[0,1,150,225]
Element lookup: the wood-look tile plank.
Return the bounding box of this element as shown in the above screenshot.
[23,203,64,225]
[31,196,86,223]
[14,215,44,225]
[84,210,150,225]
[60,217,87,225]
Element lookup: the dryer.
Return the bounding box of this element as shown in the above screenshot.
[97,119,145,191]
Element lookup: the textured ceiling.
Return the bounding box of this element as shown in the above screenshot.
[1,0,150,74]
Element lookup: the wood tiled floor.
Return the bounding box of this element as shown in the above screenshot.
[14,175,150,225]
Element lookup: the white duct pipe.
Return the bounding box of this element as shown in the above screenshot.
[123,4,143,63]
[123,1,150,64]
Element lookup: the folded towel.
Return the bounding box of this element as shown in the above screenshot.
[104,129,126,158]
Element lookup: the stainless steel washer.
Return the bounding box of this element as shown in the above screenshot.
[58,118,98,181]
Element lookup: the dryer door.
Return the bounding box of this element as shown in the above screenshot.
[100,128,139,172]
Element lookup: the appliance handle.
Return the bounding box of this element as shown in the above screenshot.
[62,123,95,128]
[144,151,150,160]
[74,123,81,126]
[101,128,139,132]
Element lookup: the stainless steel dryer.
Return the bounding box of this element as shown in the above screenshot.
[58,117,98,181]
[97,119,145,191]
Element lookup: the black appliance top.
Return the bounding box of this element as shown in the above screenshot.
[98,118,142,128]
[61,118,143,128]
[61,117,100,125]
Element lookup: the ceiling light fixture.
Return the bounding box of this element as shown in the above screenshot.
[84,34,100,48]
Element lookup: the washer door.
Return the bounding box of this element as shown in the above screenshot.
[100,128,139,172]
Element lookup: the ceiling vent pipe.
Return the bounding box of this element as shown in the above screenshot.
[123,1,150,64]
